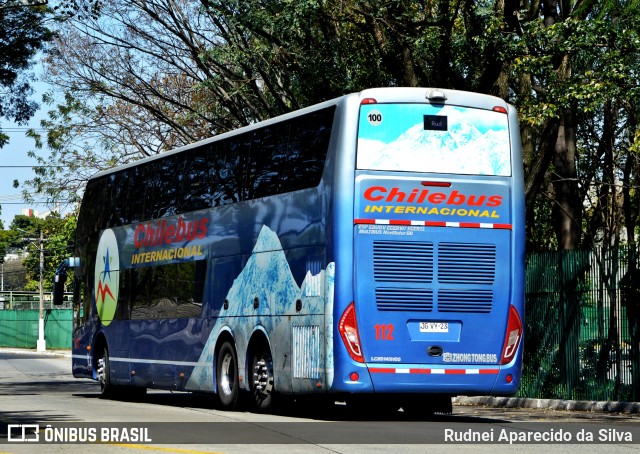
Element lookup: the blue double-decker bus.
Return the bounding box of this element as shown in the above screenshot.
[55,87,525,414]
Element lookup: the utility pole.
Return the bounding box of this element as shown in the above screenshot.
[18,228,47,351]
[37,229,45,352]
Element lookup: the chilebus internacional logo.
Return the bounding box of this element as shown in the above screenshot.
[94,229,119,326]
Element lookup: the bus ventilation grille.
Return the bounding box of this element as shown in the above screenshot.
[437,243,496,285]
[370,240,498,313]
[437,289,493,313]
[375,288,434,312]
[373,241,434,282]
[292,325,321,379]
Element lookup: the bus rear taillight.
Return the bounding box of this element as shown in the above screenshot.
[339,302,364,363]
[500,305,522,365]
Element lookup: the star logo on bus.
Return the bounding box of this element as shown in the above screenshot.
[94,230,119,326]
[101,248,112,282]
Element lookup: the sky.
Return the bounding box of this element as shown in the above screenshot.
[1,3,62,229]
[0,76,53,229]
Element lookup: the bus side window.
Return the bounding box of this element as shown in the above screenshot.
[180,148,211,212]
[214,133,252,204]
[73,274,88,327]
[129,261,205,320]
[286,110,333,189]
[117,269,133,321]
[250,123,289,199]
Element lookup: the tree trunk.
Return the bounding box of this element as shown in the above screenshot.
[552,104,581,249]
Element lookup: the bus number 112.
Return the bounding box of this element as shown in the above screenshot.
[374,324,394,341]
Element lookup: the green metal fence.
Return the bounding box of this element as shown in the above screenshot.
[521,248,640,402]
[0,309,73,349]
[0,292,74,349]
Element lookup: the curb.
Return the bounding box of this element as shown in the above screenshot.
[0,347,71,358]
[454,396,640,414]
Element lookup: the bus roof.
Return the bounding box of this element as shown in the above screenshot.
[87,87,510,183]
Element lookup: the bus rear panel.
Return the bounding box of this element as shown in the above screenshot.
[333,90,524,398]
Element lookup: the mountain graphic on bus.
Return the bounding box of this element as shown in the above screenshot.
[186,225,335,392]
[358,106,511,176]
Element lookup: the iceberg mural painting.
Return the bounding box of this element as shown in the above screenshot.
[186,225,334,393]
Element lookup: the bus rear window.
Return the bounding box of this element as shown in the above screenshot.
[357,104,511,176]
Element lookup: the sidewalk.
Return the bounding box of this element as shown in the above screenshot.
[454,396,640,414]
[0,347,71,358]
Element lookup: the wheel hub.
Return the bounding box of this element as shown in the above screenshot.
[220,354,235,396]
[97,357,106,384]
[253,355,273,396]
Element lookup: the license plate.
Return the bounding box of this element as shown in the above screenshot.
[420,322,449,333]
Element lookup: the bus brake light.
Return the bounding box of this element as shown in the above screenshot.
[493,106,508,114]
[361,98,377,105]
[421,181,452,187]
[339,302,364,363]
[500,305,522,365]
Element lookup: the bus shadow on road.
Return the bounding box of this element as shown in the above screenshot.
[1,379,97,397]
[74,389,507,424]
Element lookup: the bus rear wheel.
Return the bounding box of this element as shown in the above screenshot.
[216,341,239,410]
[249,343,274,412]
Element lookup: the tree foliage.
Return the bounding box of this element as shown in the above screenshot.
[21,0,640,252]
[501,1,640,250]
[3,213,76,292]
[0,1,52,147]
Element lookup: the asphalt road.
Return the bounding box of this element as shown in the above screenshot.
[1,349,639,453]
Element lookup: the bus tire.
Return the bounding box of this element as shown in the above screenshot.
[216,341,239,410]
[249,342,274,412]
[97,347,114,398]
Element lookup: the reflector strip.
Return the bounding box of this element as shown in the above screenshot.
[74,355,206,367]
[368,367,499,375]
[355,219,512,229]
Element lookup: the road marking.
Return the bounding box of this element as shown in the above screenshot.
[111,444,224,454]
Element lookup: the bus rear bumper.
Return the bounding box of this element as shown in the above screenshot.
[334,363,521,396]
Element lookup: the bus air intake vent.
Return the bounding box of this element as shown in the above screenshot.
[437,243,496,285]
[373,241,434,282]
[438,289,493,313]
[292,325,321,379]
[376,288,434,312]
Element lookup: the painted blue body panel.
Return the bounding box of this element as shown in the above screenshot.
[72,185,333,394]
